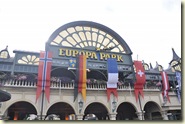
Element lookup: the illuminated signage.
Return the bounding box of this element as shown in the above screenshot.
[59,48,124,62]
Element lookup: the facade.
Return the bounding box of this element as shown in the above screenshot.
[0,21,181,120]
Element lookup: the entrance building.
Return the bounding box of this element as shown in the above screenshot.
[0,21,181,120]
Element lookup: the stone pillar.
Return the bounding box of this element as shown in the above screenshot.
[161,111,169,120]
[136,111,145,120]
[76,114,84,120]
[109,113,117,120]
[37,115,46,120]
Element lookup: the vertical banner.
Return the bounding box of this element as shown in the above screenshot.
[175,71,181,103]
[106,58,118,101]
[133,61,146,102]
[161,71,170,103]
[74,55,87,102]
[36,51,52,103]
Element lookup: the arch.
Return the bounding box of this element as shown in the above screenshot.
[116,102,138,120]
[144,101,162,120]
[87,70,107,81]
[4,101,38,120]
[83,102,109,120]
[51,67,75,81]
[46,21,132,54]
[46,102,75,120]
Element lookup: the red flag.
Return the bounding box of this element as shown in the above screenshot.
[36,51,52,103]
[161,71,170,103]
[134,61,146,102]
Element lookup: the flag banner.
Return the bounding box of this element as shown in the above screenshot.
[106,58,118,101]
[36,51,52,103]
[133,60,146,102]
[161,71,170,103]
[74,55,87,102]
[175,71,181,103]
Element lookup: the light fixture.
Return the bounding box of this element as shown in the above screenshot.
[112,100,117,112]
[78,100,83,113]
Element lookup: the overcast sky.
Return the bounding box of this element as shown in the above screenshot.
[0,0,181,69]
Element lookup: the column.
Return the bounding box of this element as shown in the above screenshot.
[76,114,84,120]
[37,114,46,120]
[136,111,145,120]
[161,111,169,120]
[109,113,117,120]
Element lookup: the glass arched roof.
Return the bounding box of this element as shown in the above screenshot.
[46,21,132,54]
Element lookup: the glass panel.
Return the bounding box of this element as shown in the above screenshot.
[79,43,84,47]
[92,41,96,46]
[72,34,81,43]
[62,41,73,47]
[51,42,58,45]
[27,55,31,61]
[99,30,106,35]
[92,28,98,32]
[100,45,104,49]
[84,27,91,31]
[86,32,91,40]
[97,35,104,44]
[59,30,69,38]
[106,34,113,39]
[31,56,36,61]
[111,48,119,53]
[113,39,119,45]
[84,42,88,46]
[102,38,110,46]
[107,43,115,48]
[75,26,83,31]
[92,33,98,41]
[118,45,124,52]
[97,43,100,48]
[0,51,8,58]
[67,36,77,45]
[22,56,28,62]
[76,45,80,48]
[53,36,63,44]
[88,41,92,46]
[67,27,76,33]
[79,32,86,41]
[18,60,27,64]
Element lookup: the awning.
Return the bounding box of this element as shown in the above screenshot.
[0,90,11,102]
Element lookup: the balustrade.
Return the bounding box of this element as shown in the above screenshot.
[0,79,160,91]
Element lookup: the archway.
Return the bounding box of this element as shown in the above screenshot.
[6,101,37,120]
[51,67,75,79]
[46,102,75,120]
[83,102,109,120]
[144,101,162,120]
[116,102,137,120]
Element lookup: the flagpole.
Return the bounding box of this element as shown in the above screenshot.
[40,90,45,120]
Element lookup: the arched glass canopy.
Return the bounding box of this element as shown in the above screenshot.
[46,21,132,54]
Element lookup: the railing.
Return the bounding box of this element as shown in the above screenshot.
[0,79,160,91]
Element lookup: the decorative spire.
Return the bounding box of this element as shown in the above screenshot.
[172,48,180,61]
[149,63,153,69]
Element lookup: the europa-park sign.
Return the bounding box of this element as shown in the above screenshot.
[58,48,124,62]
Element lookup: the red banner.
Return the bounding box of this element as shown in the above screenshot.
[134,61,146,102]
[161,71,170,103]
[36,51,52,103]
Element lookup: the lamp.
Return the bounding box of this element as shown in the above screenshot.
[112,100,117,112]
[78,100,83,113]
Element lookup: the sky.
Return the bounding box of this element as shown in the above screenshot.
[0,0,181,69]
